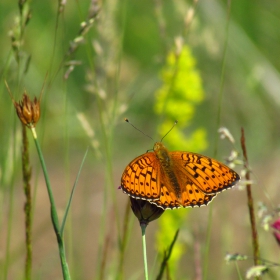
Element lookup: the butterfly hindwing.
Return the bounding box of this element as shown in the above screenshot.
[150,180,216,209]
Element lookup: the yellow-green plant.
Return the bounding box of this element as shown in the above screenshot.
[154,44,207,277]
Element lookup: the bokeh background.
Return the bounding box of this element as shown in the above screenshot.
[1,0,280,279]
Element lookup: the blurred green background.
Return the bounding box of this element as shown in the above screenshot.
[1,0,280,279]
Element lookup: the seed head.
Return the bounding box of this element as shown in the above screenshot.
[13,91,41,127]
[5,80,42,128]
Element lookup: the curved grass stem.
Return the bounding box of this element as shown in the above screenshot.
[30,127,71,280]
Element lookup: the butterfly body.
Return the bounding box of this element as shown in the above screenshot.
[121,142,240,209]
[154,142,182,201]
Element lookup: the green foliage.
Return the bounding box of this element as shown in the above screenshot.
[154,44,207,277]
[155,45,207,152]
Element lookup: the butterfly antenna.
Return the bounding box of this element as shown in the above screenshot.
[124,118,154,141]
[160,120,178,142]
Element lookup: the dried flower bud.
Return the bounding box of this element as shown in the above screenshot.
[6,78,46,129]
[13,91,40,128]
[130,197,164,226]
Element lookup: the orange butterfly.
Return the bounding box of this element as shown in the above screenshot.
[121,142,240,209]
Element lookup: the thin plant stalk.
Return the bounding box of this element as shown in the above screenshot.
[156,230,179,280]
[203,204,213,280]
[234,262,243,280]
[2,129,17,280]
[241,128,260,277]
[141,223,149,280]
[22,124,32,280]
[117,199,132,278]
[213,0,232,157]
[30,126,71,280]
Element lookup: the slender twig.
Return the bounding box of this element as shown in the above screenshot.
[240,128,260,279]
[22,124,32,280]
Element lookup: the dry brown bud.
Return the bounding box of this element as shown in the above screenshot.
[5,80,42,128]
[14,91,41,128]
[130,197,165,226]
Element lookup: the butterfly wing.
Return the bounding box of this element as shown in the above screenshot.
[149,180,216,209]
[121,148,240,210]
[150,151,239,210]
[121,152,161,201]
[171,151,240,194]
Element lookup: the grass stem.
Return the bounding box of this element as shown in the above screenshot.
[30,126,71,280]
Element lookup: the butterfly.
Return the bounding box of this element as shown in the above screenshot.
[121,142,240,209]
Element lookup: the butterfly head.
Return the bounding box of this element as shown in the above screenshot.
[153,142,164,151]
[153,142,171,165]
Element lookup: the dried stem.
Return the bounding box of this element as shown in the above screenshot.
[22,123,32,280]
[240,128,261,279]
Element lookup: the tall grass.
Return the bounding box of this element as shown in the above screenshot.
[1,0,280,279]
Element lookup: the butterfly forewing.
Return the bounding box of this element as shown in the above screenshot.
[170,151,240,195]
[121,152,161,200]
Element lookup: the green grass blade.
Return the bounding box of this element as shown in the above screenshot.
[60,147,89,235]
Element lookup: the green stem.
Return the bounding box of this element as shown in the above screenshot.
[30,127,71,280]
[235,261,243,280]
[203,205,213,280]
[118,199,131,278]
[141,223,149,280]
[156,229,179,280]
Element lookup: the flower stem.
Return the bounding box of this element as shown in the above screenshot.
[30,127,71,280]
[22,124,32,280]
[241,128,260,270]
[141,223,149,280]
